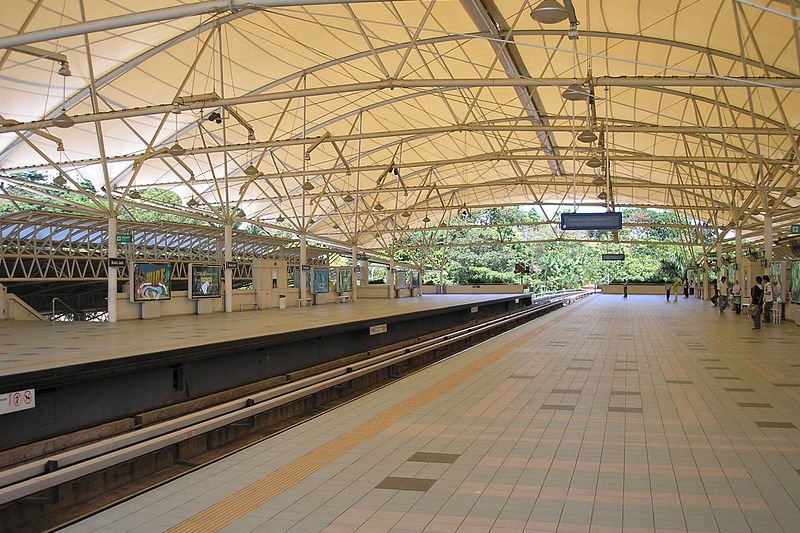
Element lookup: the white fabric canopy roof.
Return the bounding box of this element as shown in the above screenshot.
[0,0,798,253]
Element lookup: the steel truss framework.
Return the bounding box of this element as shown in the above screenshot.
[0,0,798,275]
[0,212,330,283]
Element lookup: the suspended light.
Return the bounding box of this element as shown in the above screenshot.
[592,176,605,186]
[333,222,340,229]
[276,215,284,223]
[186,197,198,207]
[767,197,776,207]
[53,174,67,186]
[129,190,141,199]
[586,156,603,168]
[577,129,597,143]
[308,217,315,224]
[57,62,71,77]
[562,83,590,101]
[168,141,186,156]
[423,215,430,223]
[597,191,608,200]
[374,202,384,211]
[343,193,354,202]
[786,188,797,197]
[530,0,570,24]
[301,181,314,191]
[244,164,259,176]
[439,221,447,227]
[52,109,74,128]
[401,210,411,217]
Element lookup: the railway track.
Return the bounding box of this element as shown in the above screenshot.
[0,290,590,532]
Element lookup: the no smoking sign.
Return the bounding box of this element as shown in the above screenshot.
[0,388,35,415]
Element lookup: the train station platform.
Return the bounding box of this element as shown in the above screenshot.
[60,294,800,533]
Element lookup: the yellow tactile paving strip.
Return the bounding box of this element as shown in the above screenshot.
[165,301,583,533]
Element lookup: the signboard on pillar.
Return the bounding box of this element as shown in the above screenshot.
[107,257,126,268]
[225,261,237,270]
[301,265,311,271]
[116,233,132,245]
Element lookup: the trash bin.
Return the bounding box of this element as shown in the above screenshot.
[278,295,286,309]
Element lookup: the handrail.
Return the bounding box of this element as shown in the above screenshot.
[51,297,82,320]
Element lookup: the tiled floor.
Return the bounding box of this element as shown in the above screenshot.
[61,294,800,533]
[0,294,517,378]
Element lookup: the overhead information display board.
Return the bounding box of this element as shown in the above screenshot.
[560,212,622,231]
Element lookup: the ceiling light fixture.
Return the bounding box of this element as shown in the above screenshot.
[343,193,354,202]
[785,188,797,197]
[52,110,74,128]
[374,202,384,211]
[244,163,259,176]
[401,210,410,217]
[562,83,590,101]
[186,197,198,207]
[586,156,603,168]
[423,215,430,223]
[129,190,141,199]
[577,129,597,143]
[168,141,186,156]
[530,0,570,24]
[53,174,67,186]
[276,215,284,223]
[597,191,608,200]
[301,181,314,191]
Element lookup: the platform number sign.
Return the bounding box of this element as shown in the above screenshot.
[0,388,35,416]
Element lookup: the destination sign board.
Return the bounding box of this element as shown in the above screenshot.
[560,212,622,231]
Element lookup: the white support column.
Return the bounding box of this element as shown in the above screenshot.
[764,213,773,268]
[108,216,118,323]
[351,244,358,302]
[703,264,710,301]
[389,258,395,299]
[224,223,233,313]
[299,234,308,304]
[716,242,722,279]
[735,227,743,284]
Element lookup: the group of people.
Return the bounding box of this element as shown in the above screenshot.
[664,278,689,301]
[713,276,775,330]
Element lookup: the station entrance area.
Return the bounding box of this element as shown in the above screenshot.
[52,294,800,533]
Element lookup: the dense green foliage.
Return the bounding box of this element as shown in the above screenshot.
[396,207,689,290]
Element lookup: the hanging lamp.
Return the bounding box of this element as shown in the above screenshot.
[530,0,570,24]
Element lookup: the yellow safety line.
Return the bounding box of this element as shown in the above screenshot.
[166,302,582,533]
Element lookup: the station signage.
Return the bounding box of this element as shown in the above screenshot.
[0,389,35,416]
[470,306,479,313]
[560,212,622,231]
[357,253,368,261]
[107,257,126,268]
[601,253,625,261]
[369,323,388,336]
[225,261,237,269]
[116,233,132,244]
[354,265,361,272]
[791,224,800,235]
[301,265,311,271]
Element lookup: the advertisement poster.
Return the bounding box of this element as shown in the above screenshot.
[769,262,784,303]
[791,261,800,304]
[338,268,353,293]
[294,269,311,289]
[312,268,330,294]
[189,264,222,299]
[131,262,171,302]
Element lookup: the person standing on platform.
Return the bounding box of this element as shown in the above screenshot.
[672,279,679,301]
[763,275,773,324]
[623,280,628,298]
[731,279,742,314]
[665,280,671,302]
[750,275,763,330]
[718,276,728,314]
[683,278,689,298]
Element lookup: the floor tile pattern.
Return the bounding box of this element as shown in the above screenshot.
[60,295,800,533]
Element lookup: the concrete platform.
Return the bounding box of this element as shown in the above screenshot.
[60,294,800,533]
[0,294,525,379]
